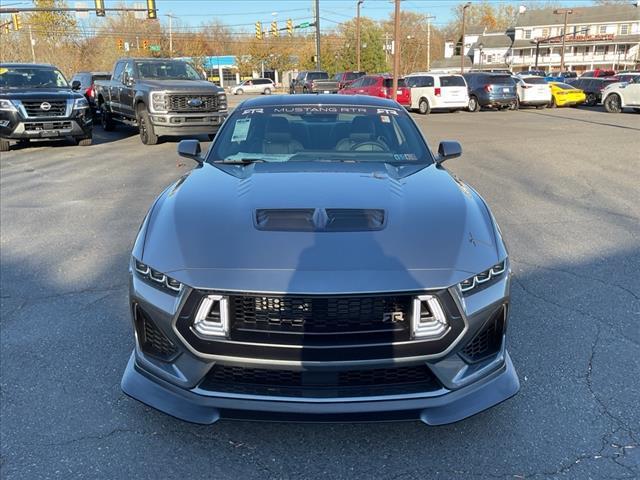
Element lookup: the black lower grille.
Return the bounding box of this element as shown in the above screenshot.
[24,121,72,131]
[168,94,218,112]
[461,306,505,363]
[134,305,177,361]
[230,294,413,334]
[22,100,67,117]
[200,364,440,397]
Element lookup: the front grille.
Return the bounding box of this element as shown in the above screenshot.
[199,364,440,397]
[24,121,72,131]
[167,94,218,112]
[460,306,505,363]
[21,100,67,117]
[230,294,413,334]
[134,305,177,361]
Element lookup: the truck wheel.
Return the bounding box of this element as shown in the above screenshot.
[585,93,596,106]
[604,94,622,113]
[263,87,272,95]
[418,98,430,115]
[137,108,159,145]
[236,88,244,95]
[101,107,115,131]
[0,138,10,152]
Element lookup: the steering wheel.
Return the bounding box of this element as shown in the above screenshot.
[350,140,388,152]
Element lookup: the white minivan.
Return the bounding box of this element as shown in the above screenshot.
[405,73,469,114]
[231,78,275,95]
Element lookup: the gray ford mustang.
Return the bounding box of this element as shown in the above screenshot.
[122,94,519,424]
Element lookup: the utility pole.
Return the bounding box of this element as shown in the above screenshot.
[356,0,364,71]
[314,0,321,69]
[554,9,573,72]
[28,25,35,63]
[425,15,435,71]
[392,0,401,101]
[461,2,471,74]
[166,13,175,58]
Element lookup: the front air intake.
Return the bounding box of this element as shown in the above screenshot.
[133,305,178,361]
[255,208,386,232]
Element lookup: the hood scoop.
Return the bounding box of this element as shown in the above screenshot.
[255,208,386,232]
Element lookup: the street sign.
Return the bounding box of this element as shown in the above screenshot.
[124,41,130,52]
[149,45,160,52]
[297,22,310,28]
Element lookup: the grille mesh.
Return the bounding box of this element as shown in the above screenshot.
[230,295,413,333]
[168,94,218,112]
[461,307,504,362]
[135,306,177,360]
[22,100,67,117]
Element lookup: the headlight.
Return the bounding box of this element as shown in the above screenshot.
[133,258,183,293]
[193,295,229,337]
[150,92,167,112]
[73,97,89,109]
[0,99,18,112]
[218,92,227,111]
[412,295,450,339]
[459,260,507,294]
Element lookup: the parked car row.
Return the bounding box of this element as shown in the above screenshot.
[0,58,229,151]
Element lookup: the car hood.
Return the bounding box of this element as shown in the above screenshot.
[0,89,80,100]
[140,162,501,294]
[137,79,221,92]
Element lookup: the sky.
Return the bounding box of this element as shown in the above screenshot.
[5,0,601,31]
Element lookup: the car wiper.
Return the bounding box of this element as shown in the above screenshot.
[213,158,266,165]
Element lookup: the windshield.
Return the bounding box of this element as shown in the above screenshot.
[208,104,432,165]
[307,72,329,81]
[491,75,516,86]
[522,77,547,84]
[383,78,407,88]
[136,61,202,80]
[0,66,69,89]
[345,72,364,81]
[555,83,576,90]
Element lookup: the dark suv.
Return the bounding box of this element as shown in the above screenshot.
[0,63,92,151]
[463,73,517,111]
[571,77,620,106]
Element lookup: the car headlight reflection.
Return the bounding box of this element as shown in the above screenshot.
[134,259,183,293]
[459,260,507,294]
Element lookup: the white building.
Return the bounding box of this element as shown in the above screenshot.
[510,4,639,72]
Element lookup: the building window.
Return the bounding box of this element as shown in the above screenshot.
[486,54,494,63]
[542,28,549,37]
[619,24,629,35]
[584,46,591,54]
[595,45,606,54]
[618,44,628,53]
[524,30,532,39]
[598,25,607,34]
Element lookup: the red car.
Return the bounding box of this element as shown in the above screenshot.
[339,74,411,107]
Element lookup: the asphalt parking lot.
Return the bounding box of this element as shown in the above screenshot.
[1,97,639,479]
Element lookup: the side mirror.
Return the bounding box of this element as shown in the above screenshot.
[177,139,203,165]
[122,71,134,87]
[437,141,462,164]
[71,80,81,90]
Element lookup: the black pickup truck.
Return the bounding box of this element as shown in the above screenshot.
[0,63,92,152]
[95,58,227,145]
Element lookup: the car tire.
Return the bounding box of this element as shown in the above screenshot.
[236,88,244,95]
[510,98,519,110]
[468,96,480,112]
[0,138,10,152]
[76,137,92,146]
[418,98,430,115]
[585,93,597,106]
[137,107,159,145]
[549,97,557,109]
[263,87,272,95]
[604,94,622,113]
[100,106,115,131]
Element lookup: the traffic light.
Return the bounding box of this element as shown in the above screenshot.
[255,21,262,39]
[94,0,105,17]
[142,39,149,50]
[287,19,293,37]
[4,24,9,34]
[147,0,157,19]
[271,20,278,37]
[12,13,21,31]
[117,39,124,50]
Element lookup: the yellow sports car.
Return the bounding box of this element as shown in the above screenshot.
[548,82,586,108]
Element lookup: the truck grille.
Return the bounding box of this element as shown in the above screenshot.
[230,294,413,335]
[167,94,218,112]
[199,364,440,398]
[21,100,67,117]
